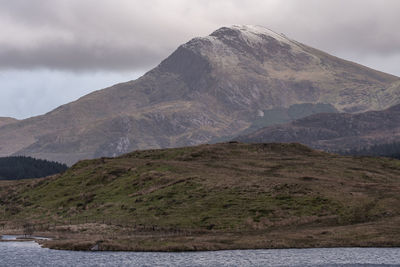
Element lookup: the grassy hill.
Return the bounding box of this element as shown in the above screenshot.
[1,142,400,251]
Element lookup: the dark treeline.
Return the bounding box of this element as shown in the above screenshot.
[339,142,400,159]
[0,156,68,180]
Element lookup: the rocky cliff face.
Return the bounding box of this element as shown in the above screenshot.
[237,103,400,152]
[0,25,399,164]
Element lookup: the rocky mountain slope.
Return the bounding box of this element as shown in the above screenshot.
[1,142,400,250]
[237,103,400,152]
[0,25,399,164]
[211,103,338,143]
[0,117,17,128]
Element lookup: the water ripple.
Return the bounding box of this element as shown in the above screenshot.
[0,241,399,267]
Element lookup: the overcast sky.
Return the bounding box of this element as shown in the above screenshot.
[1,0,399,119]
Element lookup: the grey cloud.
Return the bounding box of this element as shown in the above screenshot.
[0,43,166,71]
[279,0,400,56]
[0,0,399,71]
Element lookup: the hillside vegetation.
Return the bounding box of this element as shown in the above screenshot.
[1,142,400,251]
[0,156,67,180]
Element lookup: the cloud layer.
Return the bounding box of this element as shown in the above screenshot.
[0,0,399,72]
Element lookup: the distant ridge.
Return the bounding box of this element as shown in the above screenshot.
[237,103,400,152]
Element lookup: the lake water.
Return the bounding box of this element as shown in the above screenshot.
[0,241,399,266]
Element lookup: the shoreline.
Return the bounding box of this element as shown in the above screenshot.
[2,235,400,252]
[2,221,400,252]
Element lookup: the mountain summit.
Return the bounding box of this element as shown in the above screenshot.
[0,25,399,164]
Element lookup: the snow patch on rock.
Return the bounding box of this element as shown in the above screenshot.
[113,136,130,157]
[231,25,305,53]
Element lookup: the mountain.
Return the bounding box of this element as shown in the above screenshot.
[0,117,17,127]
[237,103,400,152]
[0,25,399,165]
[2,142,400,250]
